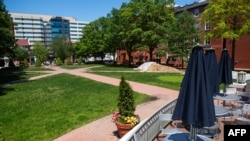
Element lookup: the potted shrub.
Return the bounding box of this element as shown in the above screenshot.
[112,76,139,137]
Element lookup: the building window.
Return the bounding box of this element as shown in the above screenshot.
[194,8,200,17]
[194,21,199,30]
[205,21,211,31]
[204,39,210,45]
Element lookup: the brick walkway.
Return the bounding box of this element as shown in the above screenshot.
[47,66,179,141]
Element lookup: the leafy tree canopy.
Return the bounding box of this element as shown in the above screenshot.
[51,36,73,63]
[202,0,250,39]
[0,0,15,56]
[32,42,49,62]
[202,0,250,70]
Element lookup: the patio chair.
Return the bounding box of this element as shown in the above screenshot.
[158,114,182,139]
[197,122,220,139]
[221,87,238,107]
[218,108,243,125]
[242,104,250,117]
[231,100,244,110]
[231,104,250,125]
[235,117,250,125]
[245,79,250,92]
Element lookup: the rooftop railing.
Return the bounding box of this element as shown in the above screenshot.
[119,99,177,141]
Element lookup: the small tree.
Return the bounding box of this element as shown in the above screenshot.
[35,59,41,67]
[66,58,73,65]
[23,59,29,68]
[32,42,49,63]
[56,57,63,66]
[117,75,135,117]
[78,56,83,65]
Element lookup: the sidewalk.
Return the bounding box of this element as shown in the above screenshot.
[9,66,179,141]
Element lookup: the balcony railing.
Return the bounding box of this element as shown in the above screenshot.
[119,99,177,141]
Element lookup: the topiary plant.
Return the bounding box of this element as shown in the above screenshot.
[113,76,138,138]
[117,75,135,117]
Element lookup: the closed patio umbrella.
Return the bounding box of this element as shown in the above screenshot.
[172,46,216,141]
[218,48,233,93]
[205,48,219,96]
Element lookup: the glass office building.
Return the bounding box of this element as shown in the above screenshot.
[10,12,89,46]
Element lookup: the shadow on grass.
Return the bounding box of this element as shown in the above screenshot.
[0,67,26,85]
[0,87,15,96]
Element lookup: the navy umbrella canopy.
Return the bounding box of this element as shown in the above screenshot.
[218,49,233,88]
[205,48,219,96]
[172,46,216,140]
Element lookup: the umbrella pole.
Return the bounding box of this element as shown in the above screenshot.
[223,84,227,106]
[189,125,197,141]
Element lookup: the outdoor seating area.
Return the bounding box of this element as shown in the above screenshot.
[157,86,250,141]
[119,47,250,141]
[155,47,250,141]
[156,100,250,141]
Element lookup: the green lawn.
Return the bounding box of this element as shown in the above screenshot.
[88,64,137,71]
[91,72,183,90]
[79,64,184,90]
[60,64,103,69]
[0,73,150,141]
[0,64,184,141]
[0,67,50,85]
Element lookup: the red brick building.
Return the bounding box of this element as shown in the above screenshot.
[116,0,250,70]
[15,39,33,65]
[175,0,250,70]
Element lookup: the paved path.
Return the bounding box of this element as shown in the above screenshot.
[4,66,179,141]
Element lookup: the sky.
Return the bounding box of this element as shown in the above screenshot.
[4,0,197,22]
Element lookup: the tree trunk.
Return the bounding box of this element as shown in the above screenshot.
[231,39,236,70]
[128,51,132,66]
[149,47,154,61]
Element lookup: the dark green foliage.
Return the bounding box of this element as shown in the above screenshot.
[35,59,41,67]
[0,0,15,55]
[56,57,62,66]
[117,75,135,116]
[32,42,49,62]
[13,47,29,62]
[51,36,73,63]
[66,58,72,65]
[23,59,29,68]
[77,56,83,65]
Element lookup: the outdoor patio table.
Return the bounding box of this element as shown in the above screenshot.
[238,92,250,103]
[163,133,213,141]
[213,93,241,106]
[214,105,230,116]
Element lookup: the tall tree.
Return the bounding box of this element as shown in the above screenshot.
[51,36,72,63]
[118,2,142,65]
[202,0,250,70]
[167,10,198,68]
[12,46,29,62]
[0,0,15,56]
[138,0,175,61]
[32,42,49,63]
